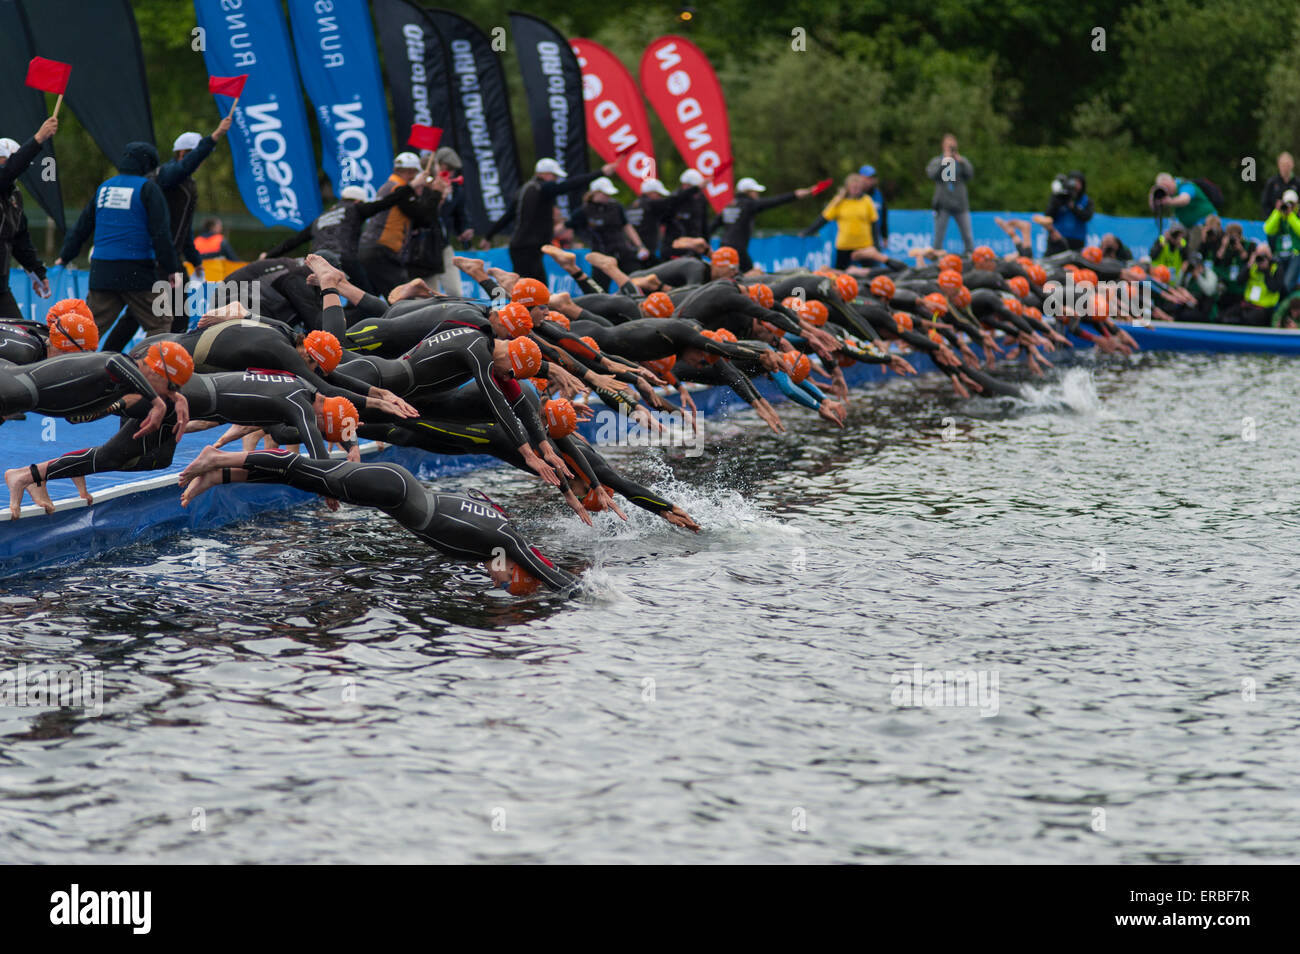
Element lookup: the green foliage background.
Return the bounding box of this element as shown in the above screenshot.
[30,0,1300,256]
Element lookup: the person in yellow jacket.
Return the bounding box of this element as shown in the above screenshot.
[1220,243,1285,326]
[1263,188,1300,289]
[802,173,878,269]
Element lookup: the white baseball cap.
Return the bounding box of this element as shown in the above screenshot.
[172,132,202,153]
[394,152,421,170]
[1285,189,1299,205]
[735,176,765,193]
[590,176,619,196]
[0,138,20,160]
[680,169,704,187]
[340,185,368,201]
[535,157,567,177]
[640,178,669,196]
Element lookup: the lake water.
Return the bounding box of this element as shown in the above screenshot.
[2,351,1298,863]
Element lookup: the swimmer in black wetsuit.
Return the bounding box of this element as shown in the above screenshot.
[136,311,415,420]
[177,446,578,595]
[12,369,352,514]
[0,319,48,367]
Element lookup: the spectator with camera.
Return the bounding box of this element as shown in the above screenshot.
[1033,170,1092,254]
[1150,224,1189,278]
[1149,172,1219,252]
[1263,188,1300,289]
[925,133,975,252]
[1099,233,1133,262]
[1218,243,1285,326]
[1210,222,1251,309]
[1260,152,1300,217]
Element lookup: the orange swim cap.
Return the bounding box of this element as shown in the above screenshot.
[922,292,949,316]
[835,273,859,302]
[511,277,550,308]
[46,299,98,353]
[893,312,914,332]
[507,337,543,378]
[497,302,534,338]
[641,291,674,318]
[939,253,963,273]
[320,395,358,443]
[302,330,343,373]
[544,310,570,330]
[780,349,812,383]
[800,299,829,326]
[746,282,774,309]
[1007,275,1030,299]
[869,275,896,300]
[937,269,963,294]
[711,246,740,268]
[144,341,195,388]
[543,398,578,438]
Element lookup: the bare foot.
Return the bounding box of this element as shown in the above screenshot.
[304,253,348,288]
[4,467,53,518]
[584,251,617,272]
[452,256,487,280]
[541,244,576,269]
[387,277,433,304]
[632,275,662,293]
[27,479,54,514]
[180,468,224,507]
[177,445,228,488]
[488,267,518,291]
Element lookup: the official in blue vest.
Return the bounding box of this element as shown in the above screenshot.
[55,142,184,346]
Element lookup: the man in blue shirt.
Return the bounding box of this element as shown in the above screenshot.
[55,141,184,346]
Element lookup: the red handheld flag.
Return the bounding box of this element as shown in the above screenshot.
[615,139,638,157]
[409,124,443,151]
[208,74,248,98]
[26,57,72,95]
[811,178,833,195]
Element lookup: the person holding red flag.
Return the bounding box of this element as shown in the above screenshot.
[0,116,59,319]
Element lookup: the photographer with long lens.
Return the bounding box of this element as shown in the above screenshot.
[1219,242,1285,326]
[1150,172,1219,253]
[1034,170,1092,255]
[1263,188,1300,289]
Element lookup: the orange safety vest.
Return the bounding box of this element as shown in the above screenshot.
[194,233,223,256]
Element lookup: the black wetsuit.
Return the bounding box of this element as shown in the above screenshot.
[351,325,532,448]
[573,293,642,324]
[0,320,47,366]
[630,256,709,288]
[42,370,332,482]
[223,258,335,336]
[669,281,802,337]
[135,319,376,410]
[237,450,577,592]
[344,299,492,357]
[0,352,158,418]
